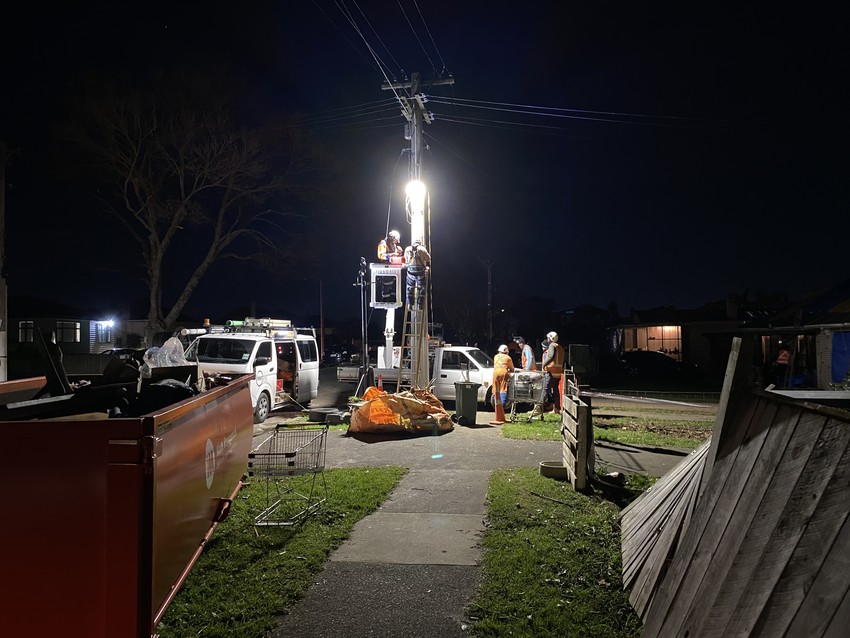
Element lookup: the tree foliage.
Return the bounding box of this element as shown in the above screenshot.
[65,77,323,341]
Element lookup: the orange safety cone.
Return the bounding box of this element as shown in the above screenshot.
[377,373,383,391]
[489,396,505,425]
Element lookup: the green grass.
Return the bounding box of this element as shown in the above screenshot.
[593,416,711,449]
[468,468,641,638]
[155,466,406,638]
[502,409,711,450]
[501,412,562,440]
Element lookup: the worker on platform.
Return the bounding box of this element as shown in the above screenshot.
[377,230,403,263]
[404,238,431,307]
[516,337,537,371]
[490,344,515,425]
[540,331,565,414]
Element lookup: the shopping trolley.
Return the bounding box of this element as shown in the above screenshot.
[248,424,329,527]
[507,371,547,422]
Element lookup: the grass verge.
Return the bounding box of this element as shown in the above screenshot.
[156,466,406,638]
[468,467,641,638]
[593,416,711,449]
[502,410,710,450]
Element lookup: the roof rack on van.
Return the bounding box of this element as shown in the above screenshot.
[229,317,292,330]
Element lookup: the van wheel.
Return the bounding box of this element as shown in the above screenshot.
[484,387,493,409]
[254,392,271,424]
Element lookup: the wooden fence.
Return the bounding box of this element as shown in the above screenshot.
[622,337,850,637]
[561,374,593,490]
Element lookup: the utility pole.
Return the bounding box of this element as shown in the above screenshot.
[0,142,7,381]
[481,258,493,345]
[382,72,454,388]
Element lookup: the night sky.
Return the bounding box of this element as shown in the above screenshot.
[1,2,848,329]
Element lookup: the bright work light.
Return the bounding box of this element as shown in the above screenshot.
[405,179,426,215]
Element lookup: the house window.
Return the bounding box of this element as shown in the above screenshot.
[18,321,34,343]
[96,322,114,344]
[56,321,81,343]
[624,325,683,360]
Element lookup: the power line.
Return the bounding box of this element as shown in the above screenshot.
[412,0,449,76]
[330,0,409,103]
[396,0,436,76]
[309,0,385,77]
[292,102,401,126]
[351,0,405,81]
[432,113,592,135]
[429,96,714,126]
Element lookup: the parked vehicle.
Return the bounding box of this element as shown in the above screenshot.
[337,345,496,405]
[322,345,351,366]
[183,318,319,423]
[99,347,144,361]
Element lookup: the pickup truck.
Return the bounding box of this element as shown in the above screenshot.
[337,345,496,405]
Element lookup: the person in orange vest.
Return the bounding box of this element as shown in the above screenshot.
[377,230,403,263]
[489,344,515,425]
[775,343,791,388]
[515,337,537,371]
[541,331,565,413]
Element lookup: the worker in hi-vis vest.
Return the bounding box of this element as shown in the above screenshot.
[515,336,537,371]
[489,344,514,425]
[377,230,403,263]
[540,331,565,413]
[775,343,791,387]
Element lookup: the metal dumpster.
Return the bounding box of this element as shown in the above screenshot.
[0,373,254,638]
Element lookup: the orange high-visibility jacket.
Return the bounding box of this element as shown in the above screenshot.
[543,343,565,377]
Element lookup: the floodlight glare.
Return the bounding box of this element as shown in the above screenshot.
[405,179,426,215]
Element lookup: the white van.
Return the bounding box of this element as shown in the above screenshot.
[184,329,319,423]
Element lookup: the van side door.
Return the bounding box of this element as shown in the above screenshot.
[295,338,320,401]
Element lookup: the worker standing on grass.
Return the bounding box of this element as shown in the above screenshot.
[490,344,515,425]
[377,230,403,263]
[540,331,565,413]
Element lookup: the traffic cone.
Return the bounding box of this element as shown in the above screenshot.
[377,373,383,391]
[489,395,505,425]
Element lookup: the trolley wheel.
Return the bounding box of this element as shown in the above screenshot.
[254,391,271,424]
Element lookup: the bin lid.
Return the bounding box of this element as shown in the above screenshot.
[454,381,481,388]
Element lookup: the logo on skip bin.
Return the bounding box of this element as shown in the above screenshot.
[205,438,216,489]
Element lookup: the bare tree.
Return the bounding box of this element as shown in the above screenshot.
[66,87,320,342]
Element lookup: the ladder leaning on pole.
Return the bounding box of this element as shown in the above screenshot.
[397,280,429,393]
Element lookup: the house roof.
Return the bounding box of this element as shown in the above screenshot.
[8,295,87,320]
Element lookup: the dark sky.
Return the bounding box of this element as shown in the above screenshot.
[2,2,848,325]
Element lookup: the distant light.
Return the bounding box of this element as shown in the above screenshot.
[99,320,114,328]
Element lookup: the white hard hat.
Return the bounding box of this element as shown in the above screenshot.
[389,230,400,241]
[546,331,559,342]
[498,344,509,354]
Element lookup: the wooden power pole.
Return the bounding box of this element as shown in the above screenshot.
[382,72,454,388]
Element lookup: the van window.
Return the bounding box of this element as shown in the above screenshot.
[256,341,272,359]
[189,338,254,364]
[297,340,318,363]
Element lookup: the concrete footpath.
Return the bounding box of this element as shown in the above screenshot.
[255,410,690,638]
